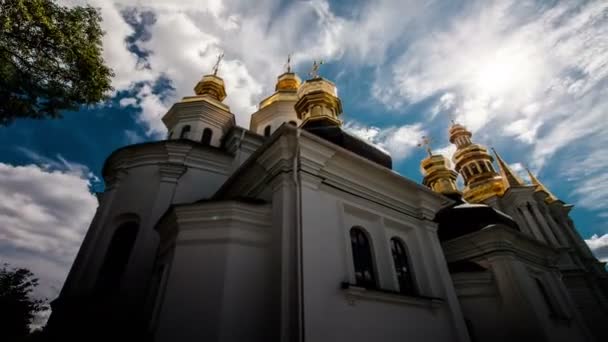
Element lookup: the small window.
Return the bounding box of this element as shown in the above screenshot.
[201,128,213,146]
[479,162,488,173]
[167,131,173,139]
[390,237,415,295]
[289,121,297,126]
[350,227,376,288]
[179,125,191,139]
[470,163,479,175]
[264,125,271,137]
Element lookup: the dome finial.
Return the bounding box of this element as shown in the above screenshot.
[285,53,292,73]
[308,60,324,79]
[212,52,224,76]
[417,135,433,157]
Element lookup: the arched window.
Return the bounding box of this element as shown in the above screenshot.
[179,125,191,139]
[264,125,271,137]
[350,227,376,288]
[479,162,488,173]
[201,128,213,146]
[390,237,415,295]
[288,120,297,126]
[470,162,479,175]
[96,221,139,294]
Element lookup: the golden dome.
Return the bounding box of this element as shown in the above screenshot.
[421,154,460,197]
[449,123,504,203]
[275,72,301,91]
[194,74,227,102]
[295,77,342,127]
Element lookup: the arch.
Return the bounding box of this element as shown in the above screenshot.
[349,227,376,288]
[201,127,213,146]
[470,162,480,175]
[96,221,139,294]
[479,161,488,173]
[264,125,271,137]
[288,120,297,126]
[179,125,191,139]
[390,237,416,295]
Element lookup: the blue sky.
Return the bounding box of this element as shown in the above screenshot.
[1,0,607,324]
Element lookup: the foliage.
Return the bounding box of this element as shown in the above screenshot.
[0,263,48,341]
[0,0,114,125]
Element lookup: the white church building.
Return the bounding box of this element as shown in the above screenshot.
[47,64,608,342]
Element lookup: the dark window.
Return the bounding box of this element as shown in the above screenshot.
[350,227,376,288]
[264,125,271,137]
[201,128,213,146]
[470,163,479,174]
[390,237,415,295]
[289,121,297,126]
[167,131,172,139]
[179,125,191,139]
[535,278,558,316]
[479,162,488,173]
[96,222,139,294]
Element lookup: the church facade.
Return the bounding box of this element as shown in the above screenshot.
[47,63,608,342]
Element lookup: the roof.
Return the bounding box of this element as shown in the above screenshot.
[435,202,519,241]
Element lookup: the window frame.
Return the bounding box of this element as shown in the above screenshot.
[179,125,191,139]
[201,127,213,146]
[349,226,377,289]
[390,237,417,295]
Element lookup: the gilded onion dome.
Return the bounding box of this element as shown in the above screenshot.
[420,154,461,199]
[258,72,302,110]
[295,76,342,127]
[449,123,504,203]
[194,74,227,102]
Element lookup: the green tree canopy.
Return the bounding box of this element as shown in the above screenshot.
[0,0,114,125]
[0,263,48,341]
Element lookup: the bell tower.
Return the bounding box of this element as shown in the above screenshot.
[449,122,504,203]
[162,54,235,147]
[249,56,302,136]
[294,61,343,128]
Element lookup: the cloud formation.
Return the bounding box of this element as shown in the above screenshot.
[0,156,98,312]
[586,234,608,262]
[344,121,426,161]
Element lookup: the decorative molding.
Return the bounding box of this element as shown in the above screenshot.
[342,284,444,309]
[159,163,187,183]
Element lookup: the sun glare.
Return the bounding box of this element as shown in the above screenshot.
[471,47,537,98]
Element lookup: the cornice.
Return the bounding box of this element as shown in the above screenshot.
[442,224,560,268]
[215,125,450,220]
[103,140,233,185]
[162,98,235,129]
[156,201,272,249]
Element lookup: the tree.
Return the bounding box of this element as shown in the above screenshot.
[0,0,114,125]
[0,264,48,341]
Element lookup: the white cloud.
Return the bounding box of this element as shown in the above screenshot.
[59,0,351,138]
[585,234,608,262]
[0,156,98,328]
[344,121,426,161]
[370,0,608,170]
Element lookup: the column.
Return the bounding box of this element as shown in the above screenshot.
[520,207,546,243]
[529,203,559,246]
